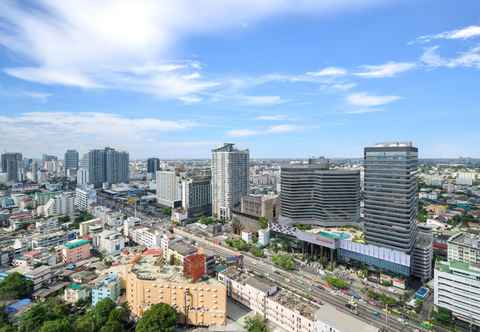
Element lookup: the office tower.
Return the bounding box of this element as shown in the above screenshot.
[147,158,160,175]
[88,147,129,188]
[1,152,23,183]
[363,142,418,253]
[280,159,360,226]
[182,175,212,218]
[64,149,79,173]
[156,171,181,207]
[211,143,249,220]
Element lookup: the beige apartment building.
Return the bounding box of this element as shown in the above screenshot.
[127,255,227,327]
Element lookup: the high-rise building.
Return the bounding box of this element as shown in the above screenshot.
[182,175,212,218]
[363,142,418,253]
[211,143,249,220]
[156,171,181,207]
[42,154,57,162]
[280,159,360,226]
[77,168,89,187]
[1,152,23,183]
[88,149,106,188]
[31,160,38,182]
[88,147,129,188]
[147,158,160,175]
[64,149,79,173]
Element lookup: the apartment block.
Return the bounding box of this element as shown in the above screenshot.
[126,255,227,327]
[62,239,91,264]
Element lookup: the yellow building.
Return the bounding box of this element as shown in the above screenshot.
[127,255,226,327]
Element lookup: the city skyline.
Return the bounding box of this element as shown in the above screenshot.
[1,1,479,159]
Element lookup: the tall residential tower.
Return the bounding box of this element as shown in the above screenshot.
[211,143,249,220]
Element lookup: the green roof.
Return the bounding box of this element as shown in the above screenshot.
[68,283,82,290]
[64,239,90,249]
[436,260,480,276]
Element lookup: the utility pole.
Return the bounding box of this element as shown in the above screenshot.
[385,304,389,330]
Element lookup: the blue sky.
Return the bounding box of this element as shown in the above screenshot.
[0,0,479,159]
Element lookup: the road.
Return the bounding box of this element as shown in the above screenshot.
[173,227,420,332]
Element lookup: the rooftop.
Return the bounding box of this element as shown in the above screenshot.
[64,239,90,249]
[169,240,197,257]
[448,232,480,249]
[270,290,317,320]
[436,259,480,277]
[131,255,219,286]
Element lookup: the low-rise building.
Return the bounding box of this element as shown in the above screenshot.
[127,255,227,327]
[92,272,121,306]
[166,239,198,265]
[64,283,90,304]
[8,265,52,291]
[434,260,480,327]
[448,233,480,265]
[99,230,125,256]
[62,239,91,263]
[218,268,366,332]
[131,227,162,248]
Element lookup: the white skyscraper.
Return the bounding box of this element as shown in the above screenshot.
[211,143,249,220]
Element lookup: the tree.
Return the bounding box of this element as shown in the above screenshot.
[250,246,264,257]
[38,319,71,332]
[258,217,268,230]
[74,314,95,332]
[162,207,172,217]
[272,255,295,270]
[433,307,452,325]
[0,272,34,300]
[326,276,349,289]
[99,320,123,332]
[19,303,49,332]
[245,314,270,332]
[93,298,116,328]
[135,303,176,332]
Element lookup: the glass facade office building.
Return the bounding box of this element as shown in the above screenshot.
[364,142,418,253]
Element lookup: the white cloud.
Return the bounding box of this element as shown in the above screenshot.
[240,95,285,106]
[329,82,357,91]
[4,67,99,88]
[266,124,299,133]
[255,115,287,121]
[344,108,385,114]
[226,129,258,137]
[354,61,416,78]
[420,45,480,69]
[0,112,198,157]
[0,0,386,101]
[306,66,347,77]
[226,123,300,137]
[414,25,480,44]
[346,92,401,107]
[0,88,52,102]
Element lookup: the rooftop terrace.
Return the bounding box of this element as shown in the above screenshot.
[131,255,219,285]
